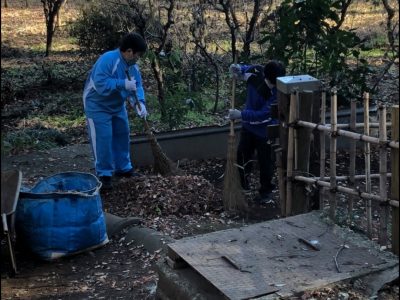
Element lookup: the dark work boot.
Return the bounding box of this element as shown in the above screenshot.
[115,168,141,178]
[99,176,112,190]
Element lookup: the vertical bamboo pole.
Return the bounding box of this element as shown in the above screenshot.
[285,90,297,216]
[378,104,388,246]
[364,92,372,238]
[319,91,326,210]
[329,89,338,220]
[391,106,399,255]
[348,100,357,223]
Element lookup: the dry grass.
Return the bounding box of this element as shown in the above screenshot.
[1,0,398,55]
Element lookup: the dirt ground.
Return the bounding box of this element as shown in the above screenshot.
[1,144,399,299]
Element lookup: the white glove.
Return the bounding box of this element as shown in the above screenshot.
[135,101,148,119]
[125,78,137,92]
[228,109,241,120]
[229,64,242,79]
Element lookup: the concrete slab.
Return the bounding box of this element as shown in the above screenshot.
[158,211,399,300]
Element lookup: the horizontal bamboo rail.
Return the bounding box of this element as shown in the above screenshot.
[296,120,399,149]
[310,173,391,181]
[294,175,399,208]
[336,122,391,129]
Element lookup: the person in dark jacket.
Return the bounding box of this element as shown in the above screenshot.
[228,60,286,202]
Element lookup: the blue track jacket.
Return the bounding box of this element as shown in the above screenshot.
[83,48,145,116]
[238,64,278,139]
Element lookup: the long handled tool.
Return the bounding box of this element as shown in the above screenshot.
[222,53,247,212]
[125,71,180,176]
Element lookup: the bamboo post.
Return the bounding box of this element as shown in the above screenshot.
[319,91,326,210]
[285,90,297,216]
[364,92,372,238]
[391,106,399,255]
[348,100,357,224]
[329,89,338,220]
[378,104,388,246]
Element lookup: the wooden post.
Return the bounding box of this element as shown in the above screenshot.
[364,92,372,238]
[378,104,388,246]
[309,90,322,210]
[391,106,399,255]
[293,91,314,214]
[275,148,286,216]
[277,91,291,214]
[286,91,297,216]
[319,91,326,210]
[348,100,357,224]
[329,89,338,220]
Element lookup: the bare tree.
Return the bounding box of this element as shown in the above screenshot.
[207,0,271,61]
[41,0,66,56]
[371,0,399,93]
[190,0,222,113]
[127,0,176,119]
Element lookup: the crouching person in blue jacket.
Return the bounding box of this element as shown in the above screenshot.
[83,32,148,190]
[228,60,286,203]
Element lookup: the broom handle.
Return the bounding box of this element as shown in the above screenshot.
[230,52,238,136]
[125,69,151,130]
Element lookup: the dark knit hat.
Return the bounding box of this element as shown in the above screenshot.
[263,60,286,85]
[120,32,147,53]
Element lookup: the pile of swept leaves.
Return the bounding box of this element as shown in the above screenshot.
[101,174,223,218]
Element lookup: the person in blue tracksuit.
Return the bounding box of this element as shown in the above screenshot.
[228,60,286,202]
[83,32,148,190]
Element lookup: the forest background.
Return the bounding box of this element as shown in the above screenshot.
[1,0,399,155]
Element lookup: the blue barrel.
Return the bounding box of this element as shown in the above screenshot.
[16,172,108,261]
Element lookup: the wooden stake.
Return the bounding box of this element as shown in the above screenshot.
[319,91,326,210]
[348,100,357,224]
[391,105,399,255]
[378,104,388,246]
[329,89,338,220]
[364,92,372,238]
[285,91,297,216]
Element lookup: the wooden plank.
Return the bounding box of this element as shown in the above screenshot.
[168,212,396,300]
[391,106,399,255]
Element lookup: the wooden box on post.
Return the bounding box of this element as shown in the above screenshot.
[276,75,321,216]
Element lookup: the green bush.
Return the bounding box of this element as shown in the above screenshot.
[259,0,374,101]
[69,2,129,54]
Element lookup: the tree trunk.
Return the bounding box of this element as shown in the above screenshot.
[151,56,166,119]
[42,0,65,57]
[4,0,8,8]
[212,63,220,113]
[25,0,29,8]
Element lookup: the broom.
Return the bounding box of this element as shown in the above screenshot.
[222,54,247,212]
[126,71,180,176]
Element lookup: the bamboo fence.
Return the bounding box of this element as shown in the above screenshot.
[284,89,399,253]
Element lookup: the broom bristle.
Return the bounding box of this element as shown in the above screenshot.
[223,134,247,211]
[145,120,181,176]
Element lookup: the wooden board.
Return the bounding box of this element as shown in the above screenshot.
[168,212,398,300]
